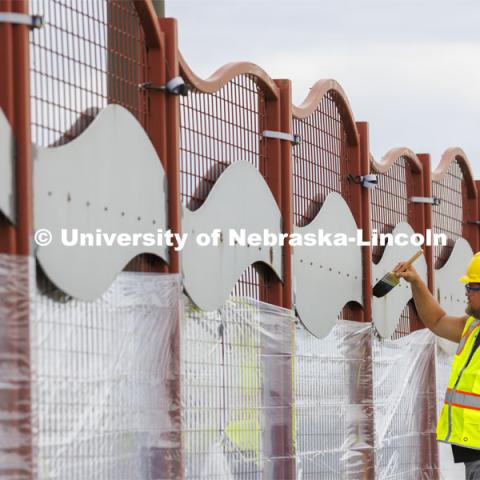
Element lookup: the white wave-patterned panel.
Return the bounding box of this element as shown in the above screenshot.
[293,192,363,338]
[372,222,428,338]
[34,105,168,301]
[0,108,15,224]
[435,238,472,354]
[182,161,283,311]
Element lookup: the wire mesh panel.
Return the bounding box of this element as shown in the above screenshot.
[29,0,147,147]
[179,76,265,210]
[179,76,267,300]
[292,91,357,320]
[182,296,294,479]
[373,329,437,480]
[29,0,163,275]
[371,157,418,338]
[182,299,263,479]
[432,160,464,268]
[292,91,351,228]
[294,321,373,479]
[31,270,181,479]
[370,157,411,263]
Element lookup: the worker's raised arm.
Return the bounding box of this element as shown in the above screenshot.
[394,263,467,343]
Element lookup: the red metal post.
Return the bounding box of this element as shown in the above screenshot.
[12,0,34,474]
[417,154,434,292]
[0,0,33,478]
[354,121,375,480]
[152,17,183,480]
[346,124,367,323]
[158,18,181,275]
[143,25,168,275]
[13,0,33,255]
[417,153,440,479]
[260,85,283,307]
[276,79,293,311]
[407,161,425,248]
[407,157,426,332]
[0,0,16,253]
[261,78,295,479]
[356,122,372,324]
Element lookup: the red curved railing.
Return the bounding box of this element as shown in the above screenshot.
[179,53,280,99]
[132,0,164,48]
[371,147,422,174]
[293,79,358,145]
[433,147,477,198]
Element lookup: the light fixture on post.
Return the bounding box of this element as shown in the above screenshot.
[347,173,378,189]
[139,76,189,96]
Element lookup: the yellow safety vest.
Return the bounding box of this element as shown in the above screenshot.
[437,316,480,449]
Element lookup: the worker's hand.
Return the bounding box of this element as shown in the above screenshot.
[394,263,421,285]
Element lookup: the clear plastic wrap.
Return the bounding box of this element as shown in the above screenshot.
[0,254,33,479]
[295,320,374,480]
[182,296,296,479]
[0,251,445,479]
[32,264,181,479]
[373,328,438,480]
[436,347,465,480]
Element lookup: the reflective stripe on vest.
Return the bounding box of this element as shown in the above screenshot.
[445,388,480,411]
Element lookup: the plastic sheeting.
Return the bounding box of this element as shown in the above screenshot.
[182,296,295,480]
[33,269,181,479]
[0,252,446,479]
[0,253,182,479]
[436,347,465,480]
[295,320,374,480]
[373,328,438,480]
[0,254,33,478]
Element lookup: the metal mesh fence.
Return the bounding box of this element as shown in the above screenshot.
[294,320,375,479]
[29,0,147,147]
[295,323,361,479]
[179,76,267,300]
[31,269,181,479]
[370,157,411,263]
[292,91,356,320]
[432,160,464,268]
[373,329,437,480]
[292,91,350,228]
[179,76,265,210]
[182,296,294,479]
[29,0,162,274]
[371,157,418,338]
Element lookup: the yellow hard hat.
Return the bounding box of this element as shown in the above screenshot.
[460,252,480,283]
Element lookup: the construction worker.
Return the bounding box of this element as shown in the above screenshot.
[395,252,480,480]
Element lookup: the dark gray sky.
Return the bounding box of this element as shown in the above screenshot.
[167,0,480,177]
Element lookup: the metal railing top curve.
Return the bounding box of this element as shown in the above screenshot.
[433,147,477,199]
[371,147,423,175]
[292,79,358,146]
[179,52,280,99]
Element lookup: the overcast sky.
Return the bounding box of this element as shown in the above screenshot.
[167,0,480,178]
